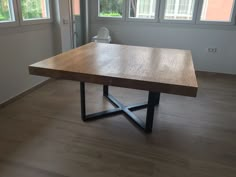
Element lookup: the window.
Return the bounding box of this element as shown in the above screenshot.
[200,0,235,22]
[0,0,52,27]
[20,0,50,21]
[98,0,124,18]
[163,0,196,20]
[129,0,157,19]
[96,0,236,27]
[0,0,15,23]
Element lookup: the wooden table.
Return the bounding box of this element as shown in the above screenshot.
[29,42,198,133]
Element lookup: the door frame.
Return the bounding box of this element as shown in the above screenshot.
[69,0,89,48]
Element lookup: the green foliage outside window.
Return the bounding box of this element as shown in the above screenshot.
[99,0,123,17]
[21,0,45,20]
[0,0,10,21]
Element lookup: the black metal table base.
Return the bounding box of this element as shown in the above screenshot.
[80,83,160,133]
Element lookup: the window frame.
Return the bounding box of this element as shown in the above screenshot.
[196,0,236,26]
[0,0,19,28]
[126,0,160,23]
[97,0,126,21]
[159,0,200,24]
[95,0,236,27]
[17,0,53,25]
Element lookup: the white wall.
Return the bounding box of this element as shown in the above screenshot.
[0,0,73,105]
[89,1,236,75]
[0,24,55,104]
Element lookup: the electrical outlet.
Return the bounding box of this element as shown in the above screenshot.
[207,48,217,53]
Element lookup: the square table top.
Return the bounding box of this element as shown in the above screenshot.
[29,42,198,97]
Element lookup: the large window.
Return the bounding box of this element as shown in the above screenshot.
[20,0,50,21]
[99,0,124,18]
[0,0,15,22]
[200,0,235,22]
[163,0,195,20]
[96,0,236,26]
[129,0,157,19]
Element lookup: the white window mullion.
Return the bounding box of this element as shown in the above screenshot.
[149,0,154,17]
[174,0,180,19]
[187,0,193,19]
[136,0,140,17]
[201,0,208,20]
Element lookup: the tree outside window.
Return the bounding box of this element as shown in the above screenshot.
[0,0,12,21]
[99,0,124,17]
[21,0,49,20]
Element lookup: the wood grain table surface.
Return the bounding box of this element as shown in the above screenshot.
[29,42,198,97]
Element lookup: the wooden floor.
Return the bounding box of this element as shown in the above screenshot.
[0,72,235,177]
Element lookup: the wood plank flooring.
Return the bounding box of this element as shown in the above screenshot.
[0,72,235,177]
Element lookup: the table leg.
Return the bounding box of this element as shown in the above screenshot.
[155,92,160,106]
[103,85,109,96]
[80,82,86,121]
[80,83,160,134]
[145,92,160,133]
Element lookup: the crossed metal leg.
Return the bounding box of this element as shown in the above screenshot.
[80,82,160,133]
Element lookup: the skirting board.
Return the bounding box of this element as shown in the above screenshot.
[0,79,53,109]
[195,70,236,78]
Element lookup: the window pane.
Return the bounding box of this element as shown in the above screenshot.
[99,0,124,17]
[73,0,80,16]
[201,0,235,22]
[164,0,195,20]
[0,0,14,22]
[21,0,50,20]
[129,0,157,19]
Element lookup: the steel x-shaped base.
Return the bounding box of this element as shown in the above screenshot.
[80,83,160,133]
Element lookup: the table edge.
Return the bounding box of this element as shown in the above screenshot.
[29,66,198,97]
